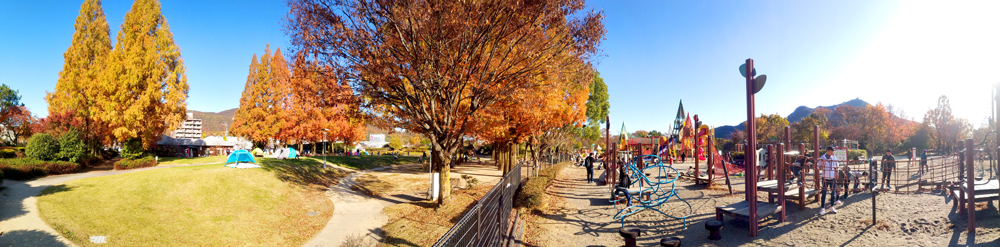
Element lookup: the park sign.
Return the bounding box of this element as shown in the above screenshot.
[833,148,848,163]
[739,63,757,78]
[739,63,766,94]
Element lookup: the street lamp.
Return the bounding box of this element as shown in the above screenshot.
[322,128,330,168]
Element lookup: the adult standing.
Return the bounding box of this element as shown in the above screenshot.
[818,146,840,215]
[881,149,896,190]
[585,153,595,184]
[919,149,928,175]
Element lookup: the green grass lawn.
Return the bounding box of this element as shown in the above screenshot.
[313,155,419,170]
[155,155,227,166]
[37,158,346,246]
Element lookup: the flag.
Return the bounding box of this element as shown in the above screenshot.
[618,122,629,149]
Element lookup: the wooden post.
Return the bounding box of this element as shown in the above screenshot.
[708,137,714,184]
[967,138,976,234]
[695,136,701,185]
[744,58,759,237]
[778,143,786,222]
[813,125,821,201]
[799,143,807,210]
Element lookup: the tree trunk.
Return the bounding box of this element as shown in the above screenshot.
[432,141,454,206]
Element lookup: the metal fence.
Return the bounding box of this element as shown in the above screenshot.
[433,163,522,247]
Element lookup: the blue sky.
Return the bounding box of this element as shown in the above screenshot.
[2,1,999,135]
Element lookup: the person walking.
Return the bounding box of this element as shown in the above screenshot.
[585,153,596,184]
[880,149,896,190]
[818,146,840,215]
[919,149,928,175]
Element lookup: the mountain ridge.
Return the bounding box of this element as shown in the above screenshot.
[713,98,870,138]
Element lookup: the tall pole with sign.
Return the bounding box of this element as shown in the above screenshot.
[742,58,766,236]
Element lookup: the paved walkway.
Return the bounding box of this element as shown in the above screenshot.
[305,160,508,246]
[0,164,204,246]
[303,165,394,246]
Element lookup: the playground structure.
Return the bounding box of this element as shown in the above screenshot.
[610,153,694,229]
[599,58,1000,240]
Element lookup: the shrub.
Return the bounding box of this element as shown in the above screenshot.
[26,133,60,161]
[461,174,479,190]
[114,156,157,170]
[57,129,86,163]
[0,158,81,180]
[849,150,868,161]
[0,148,18,158]
[516,164,563,211]
[120,138,144,160]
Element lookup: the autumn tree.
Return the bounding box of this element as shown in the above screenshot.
[924,96,971,154]
[632,130,650,138]
[388,134,404,151]
[45,0,112,151]
[232,45,291,147]
[755,113,788,144]
[95,0,188,151]
[0,85,33,145]
[792,111,829,143]
[277,51,365,152]
[287,0,605,205]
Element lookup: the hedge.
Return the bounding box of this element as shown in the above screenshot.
[0,147,24,159]
[0,158,81,180]
[114,156,157,170]
[516,163,564,211]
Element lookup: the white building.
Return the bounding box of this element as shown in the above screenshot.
[358,134,389,148]
[172,112,203,139]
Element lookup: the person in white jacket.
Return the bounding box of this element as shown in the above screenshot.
[818,146,840,215]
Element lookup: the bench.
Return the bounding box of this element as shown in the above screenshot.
[951,188,1000,210]
[715,200,783,237]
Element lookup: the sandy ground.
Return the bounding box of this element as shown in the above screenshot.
[525,162,1000,247]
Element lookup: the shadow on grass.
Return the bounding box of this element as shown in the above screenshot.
[313,156,419,170]
[37,184,73,196]
[0,229,69,246]
[257,158,347,188]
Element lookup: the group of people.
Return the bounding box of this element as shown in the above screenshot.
[787,147,912,215]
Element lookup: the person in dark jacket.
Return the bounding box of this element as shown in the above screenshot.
[585,153,595,183]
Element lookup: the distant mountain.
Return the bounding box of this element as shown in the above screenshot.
[713,98,871,138]
[189,108,238,135]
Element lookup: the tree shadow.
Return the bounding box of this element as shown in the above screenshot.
[0,229,69,246]
[258,158,347,188]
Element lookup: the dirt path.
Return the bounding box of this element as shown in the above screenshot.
[528,164,1000,246]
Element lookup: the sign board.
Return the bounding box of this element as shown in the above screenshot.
[833,149,848,163]
[739,63,757,78]
[369,134,385,143]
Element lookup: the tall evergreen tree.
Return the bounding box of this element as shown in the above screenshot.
[46,0,112,150]
[96,0,188,150]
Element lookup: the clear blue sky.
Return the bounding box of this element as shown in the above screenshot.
[2,1,999,135]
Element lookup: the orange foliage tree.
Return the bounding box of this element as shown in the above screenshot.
[95,0,188,150]
[279,52,366,153]
[46,0,112,150]
[232,45,289,147]
[286,0,605,205]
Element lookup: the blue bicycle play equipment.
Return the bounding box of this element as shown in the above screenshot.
[610,154,694,228]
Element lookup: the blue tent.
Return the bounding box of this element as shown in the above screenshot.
[288,148,298,158]
[226,150,260,169]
